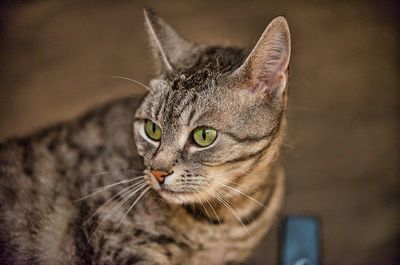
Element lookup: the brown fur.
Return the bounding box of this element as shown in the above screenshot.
[0,8,290,264]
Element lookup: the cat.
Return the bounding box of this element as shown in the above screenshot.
[0,7,291,265]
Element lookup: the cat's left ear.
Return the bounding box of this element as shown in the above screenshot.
[232,16,291,100]
[143,8,200,74]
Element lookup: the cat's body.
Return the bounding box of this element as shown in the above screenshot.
[0,9,290,265]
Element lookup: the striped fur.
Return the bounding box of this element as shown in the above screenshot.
[0,9,290,265]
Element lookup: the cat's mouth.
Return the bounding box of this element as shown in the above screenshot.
[144,171,199,203]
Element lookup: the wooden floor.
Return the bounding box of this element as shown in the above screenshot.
[0,1,398,264]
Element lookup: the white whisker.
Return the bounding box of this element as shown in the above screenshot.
[113,186,150,233]
[81,180,145,227]
[221,176,261,194]
[92,175,144,192]
[107,75,153,95]
[74,175,145,202]
[210,179,267,208]
[197,186,225,237]
[88,183,147,241]
[191,188,212,224]
[202,187,250,235]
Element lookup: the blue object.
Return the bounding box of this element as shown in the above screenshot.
[281,216,320,265]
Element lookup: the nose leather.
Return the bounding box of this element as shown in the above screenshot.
[150,170,170,184]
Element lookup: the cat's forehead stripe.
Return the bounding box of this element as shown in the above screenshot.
[165,47,247,91]
[149,46,249,125]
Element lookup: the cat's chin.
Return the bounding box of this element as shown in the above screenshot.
[158,188,197,205]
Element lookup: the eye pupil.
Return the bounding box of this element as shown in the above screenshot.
[192,127,217,147]
[144,119,161,141]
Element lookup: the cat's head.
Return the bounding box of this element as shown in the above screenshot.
[134,8,290,204]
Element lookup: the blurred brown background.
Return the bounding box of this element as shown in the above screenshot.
[0,1,399,264]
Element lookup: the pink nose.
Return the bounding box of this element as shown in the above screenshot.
[150,170,169,184]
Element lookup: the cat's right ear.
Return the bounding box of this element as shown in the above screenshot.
[143,8,199,74]
[231,16,291,102]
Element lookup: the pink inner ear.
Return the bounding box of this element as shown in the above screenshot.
[241,53,288,101]
[256,49,288,82]
[247,19,290,97]
[249,70,286,100]
[230,16,290,100]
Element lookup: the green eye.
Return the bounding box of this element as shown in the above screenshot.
[145,120,162,141]
[192,127,217,147]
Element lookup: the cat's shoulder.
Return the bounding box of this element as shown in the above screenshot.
[0,96,142,161]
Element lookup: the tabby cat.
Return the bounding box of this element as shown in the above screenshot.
[0,8,291,265]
